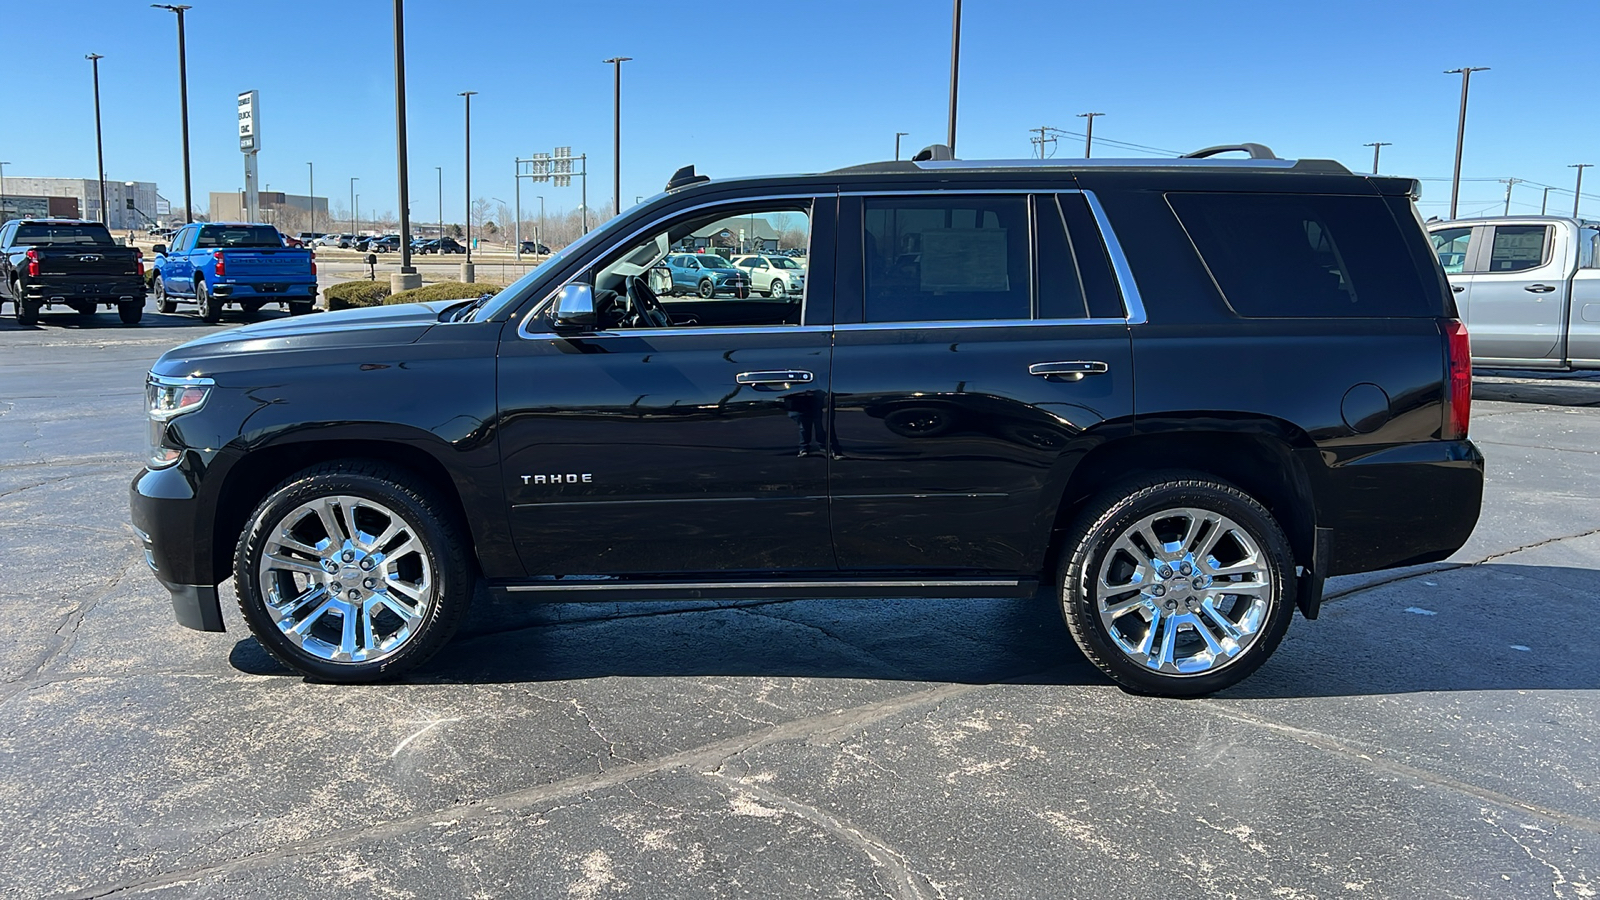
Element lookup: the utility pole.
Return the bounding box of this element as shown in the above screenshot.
[86,54,107,226]
[391,0,418,290]
[1445,66,1489,220]
[0,162,9,224]
[894,132,909,161]
[1571,164,1592,219]
[1501,178,1521,216]
[152,5,193,223]
[1030,126,1057,159]
[603,57,631,216]
[349,176,358,236]
[537,195,544,251]
[306,162,314,234]
[459,91,477,282]
[434,166,442,241]
[1363,141,1391,174]
[1077,112,1104,157]
[946,0,961,155]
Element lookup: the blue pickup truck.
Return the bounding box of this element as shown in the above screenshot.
[150,223,317,321]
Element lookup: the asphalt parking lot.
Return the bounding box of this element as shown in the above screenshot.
[2,311,1598,899]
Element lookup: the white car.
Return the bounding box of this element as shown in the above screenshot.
[731,254,805,297]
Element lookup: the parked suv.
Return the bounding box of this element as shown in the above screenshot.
[130,144,1483,696]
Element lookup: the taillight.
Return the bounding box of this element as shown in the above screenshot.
[25,248,39,278]
[213,250,225,277]
[135,250,145,278]
[310,258,317,276]
[1443,319,1472,440]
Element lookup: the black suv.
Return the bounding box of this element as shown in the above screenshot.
[130,144,1483,696]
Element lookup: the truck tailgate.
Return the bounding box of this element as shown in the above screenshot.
[36,248,140,277]
[221,249,313,276]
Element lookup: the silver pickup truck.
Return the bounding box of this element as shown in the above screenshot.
[1428,215,1600,369]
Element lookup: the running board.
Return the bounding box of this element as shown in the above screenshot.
[496,577,1036,602]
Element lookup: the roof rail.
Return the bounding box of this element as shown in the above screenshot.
[1181,143,1279,160]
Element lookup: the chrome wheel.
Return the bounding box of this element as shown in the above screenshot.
[768,279,785,298]
[257,494,434,665]
[1094,507,1271,676]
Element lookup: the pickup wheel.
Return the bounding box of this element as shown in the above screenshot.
[15,296,40,326]
[153,277,177,314]
[117,301,143,325]
[234,461,474,683]
[195,279,220,323]
[1055,473,1295,698]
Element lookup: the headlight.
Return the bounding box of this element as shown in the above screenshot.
[147,374,213,468]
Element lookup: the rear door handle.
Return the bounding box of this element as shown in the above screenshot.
[1525,284,1556,293]
[1028,360,1109,381]
[736,369,814,389]
[1451,285,1465,293]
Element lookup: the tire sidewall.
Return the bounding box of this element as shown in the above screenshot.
[1060,477,1296,697]
[234,467,469,682]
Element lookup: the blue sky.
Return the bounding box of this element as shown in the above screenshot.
[5,0,1599,223]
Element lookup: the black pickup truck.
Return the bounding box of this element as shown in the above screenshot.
[0,218,147,325]
[131,144,1484,696]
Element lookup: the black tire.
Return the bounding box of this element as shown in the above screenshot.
[241,299,266,316]
[1056,472,1296,698]
[71,300,98,316]
[16,296,39,326]
[196,279,220,323]
[153,276,177,314]
[288,300,313,316]
[698,278,714,299]
[117,301,143,325]
[234,460,474,682]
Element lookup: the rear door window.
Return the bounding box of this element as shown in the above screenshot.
[1486,225,1551,273]
[863,196,1031,322]
[1168,192,1440,318]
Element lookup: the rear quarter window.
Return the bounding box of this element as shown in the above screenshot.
[1168,192,1441,318]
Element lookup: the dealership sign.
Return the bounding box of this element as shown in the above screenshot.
[238,90,259,153]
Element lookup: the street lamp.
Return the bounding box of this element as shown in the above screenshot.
[349,176,359,236]
[603,57,632,218]
[894,132,909,161]
[152,5,193,223]
[0,161,9,224]
[946,0,962,154]
[459,90,478,282]
[1571,164,1592,219]
[86,53,107,226]
[1077,112,1105,158]
[1363,141,1392,175]
[392,0,417,287]
[537,195,545,251]
[435,166,443,242]
[306,162,314,234]
[1445,66,1489,220]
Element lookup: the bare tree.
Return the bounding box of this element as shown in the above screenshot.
[469,197,493,243]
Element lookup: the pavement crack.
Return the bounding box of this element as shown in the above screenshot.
[699,771,936,900]
[1322,525,1600,606]
[731,607,913,678]
[1196,702,1600,838]
[5,554,143,688]
[1481,811,1586,899]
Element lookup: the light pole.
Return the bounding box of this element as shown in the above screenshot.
[1571,164,1591,219]
[1445,66,1489,220]
[1363,141,1392,174]
[306,162,314,234]
[0,161,9,224]
[152,5,193,223]
[537,195,545,251]
[1077,112,1104,157]
[459,90,477,282]
[946,0,962,154]
[391,0,418,289]
[349,177,358,236]
[86,54,107,226]
[603,57,631,217]
[894,132,909,161]
[514,159,521,260]
[435,166,442,241]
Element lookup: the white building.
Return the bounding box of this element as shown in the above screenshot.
[1,177,161,230]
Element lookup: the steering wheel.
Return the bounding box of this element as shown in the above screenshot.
[625,275,670,328]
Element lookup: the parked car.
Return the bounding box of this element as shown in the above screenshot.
[661,253,751,297]
[518,240,551,255]
[313,234,344,248]
[0,218,146,324]
[149,222,317,322]
[337,234,363,249]
[131,145,1483,696]
[367,235,402,253]
[418,237,466,255]
[281,234,304,248]
[297,232,327,246]
[1427,215,1600,369]
[731,253,805,297]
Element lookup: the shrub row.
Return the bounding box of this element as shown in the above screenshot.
[383,281,500,305]
[324,280,391,310]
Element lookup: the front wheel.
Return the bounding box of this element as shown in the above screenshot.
[1056,473,1295,697]
[233,461,474,682]
[153,277,177,314]
[767,279,785,299]
[288,299,313,316]
[71,301,98,316]
[117,301,143,325]
[698,278,715,299]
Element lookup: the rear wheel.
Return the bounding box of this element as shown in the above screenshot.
[195,279,220,323]
[153,277,177,314]
[1056,473,1295,697]
[234,461,474,682]
[117,301,143,325]
[15,294,39,326]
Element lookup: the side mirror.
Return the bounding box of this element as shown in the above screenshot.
[551,283,597,332]
[648,265,673,296]
[152,244,168,256]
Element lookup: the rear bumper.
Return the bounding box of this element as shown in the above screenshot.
[1322,439,1485,575]
[210,279,318,298]
[22,280,145,303]
[130,463,225,632]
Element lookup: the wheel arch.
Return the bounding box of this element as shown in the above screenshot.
[1043,417,1323,598]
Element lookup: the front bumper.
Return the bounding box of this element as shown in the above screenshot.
[130,464,225,632]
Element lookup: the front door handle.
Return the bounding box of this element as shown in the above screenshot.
[1525,284,1557,293]
[1028,360,1109,382]
[736,369,814,389]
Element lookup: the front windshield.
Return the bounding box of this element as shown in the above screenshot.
[468,223,615,321]
[770,257,799,269]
